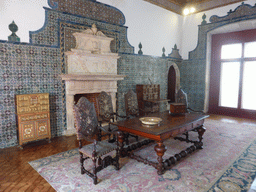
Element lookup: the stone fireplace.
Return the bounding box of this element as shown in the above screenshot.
[61,24,125,136]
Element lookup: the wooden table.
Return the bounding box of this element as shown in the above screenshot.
[112,111,209,175]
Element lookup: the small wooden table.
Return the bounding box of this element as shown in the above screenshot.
[112,111,209,175]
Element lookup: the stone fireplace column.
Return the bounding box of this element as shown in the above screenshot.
[65,94,75,135]
[109,92,117,114]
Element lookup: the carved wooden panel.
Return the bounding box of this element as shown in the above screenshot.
[16,93,50,115]
[16,93,51,147]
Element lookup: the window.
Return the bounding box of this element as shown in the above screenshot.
[209,29,256,119]
[219,42,256,110]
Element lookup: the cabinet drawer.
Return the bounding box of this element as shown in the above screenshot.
[19,113,49,122]
[170,124,193,137]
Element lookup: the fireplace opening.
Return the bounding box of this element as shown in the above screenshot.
[74,93,100,116]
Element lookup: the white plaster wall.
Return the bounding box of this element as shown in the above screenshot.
[0,0,254,58]
[98,0,183,56]
[0,0,49,43]
[180,0,256,60]
[0,0,182,57]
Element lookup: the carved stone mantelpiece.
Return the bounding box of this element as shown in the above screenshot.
[61,24,125,136]
[61,74,125,95]
[65,24,120,75]
[65,51,119,74]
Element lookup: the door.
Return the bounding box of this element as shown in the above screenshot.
[209,29,256,119]
[168,66,176,103]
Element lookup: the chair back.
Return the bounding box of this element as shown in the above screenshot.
[176,89,188,108]
[74,97,99,140]
[125,89,139,117]
[97,91,114,121]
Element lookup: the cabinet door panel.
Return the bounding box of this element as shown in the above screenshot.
[19,122,36,144]
[36,119,51,138]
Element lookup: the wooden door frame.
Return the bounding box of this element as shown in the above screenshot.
[208,29,256,119]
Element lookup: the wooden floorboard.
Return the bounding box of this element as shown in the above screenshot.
[0,114,255,191]
[0,135,83,192]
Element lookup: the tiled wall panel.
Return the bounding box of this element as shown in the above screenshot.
[2,1,252,148]
[0,0,134,148]
[117,54,176,116]
[0,43,62,148]
[179,3,256,112]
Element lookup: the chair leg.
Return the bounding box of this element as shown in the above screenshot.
[125,133,129,145]
[97,129,102,141]
[125,134,139,145]
[80,152,85,174]
[98,157,102,166]
[107,123,117,143]
[92,158,97,185]
[93,176,97,185]
[184,132,189,143]
[115,145,120,170]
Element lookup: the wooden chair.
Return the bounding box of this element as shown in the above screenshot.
[174,89,204,142]
[124,89,149,117]
[176,88,188,110]
[176,88,204,113]
[97,91,126,142]
[73,97,119,185]
[125,89,140,118]
[124,89,143,143]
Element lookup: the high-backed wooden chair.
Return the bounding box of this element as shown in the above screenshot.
[176,88,204,113]
[124,89,144,143]
[125,89,140,118]
[176,89,188,110]
[97,91,126,142]
[73,97,119,185]
[174,89,204,142]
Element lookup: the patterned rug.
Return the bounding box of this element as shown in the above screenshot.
[29,119,256,192]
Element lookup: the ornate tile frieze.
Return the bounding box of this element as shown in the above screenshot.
[210,3,256,23]
[48,0,125,25]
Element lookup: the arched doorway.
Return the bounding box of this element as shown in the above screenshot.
[168,66,176,103]
[167,63,180,103]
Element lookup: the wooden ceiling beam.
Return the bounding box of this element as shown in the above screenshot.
[144,0,245,15]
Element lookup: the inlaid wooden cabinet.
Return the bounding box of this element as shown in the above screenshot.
[16,93,51,148]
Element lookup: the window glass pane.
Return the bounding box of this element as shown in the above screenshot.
[221,44,242,59]
[244,41,256,58]
[241,61,256,110]
[219,62,240,108]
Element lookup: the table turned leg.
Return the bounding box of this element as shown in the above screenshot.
[196,125,206,149]
[154,141,167,175]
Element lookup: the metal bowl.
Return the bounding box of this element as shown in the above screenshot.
[139,117,162,125]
